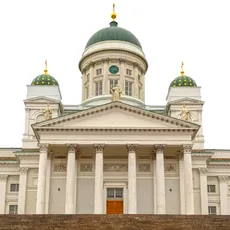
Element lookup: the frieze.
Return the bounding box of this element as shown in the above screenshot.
[104,164,128,172]
[0,175,8,181]
[53,163,67,172]
[80,164,93,172]
[138,164,151,172]
[165,164,176,172]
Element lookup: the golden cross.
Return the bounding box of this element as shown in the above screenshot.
[181,62,184,70]
[113,3,115,13]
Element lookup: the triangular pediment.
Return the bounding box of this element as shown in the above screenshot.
[168,97,204,105]
[33,102,200,131]
[24,96,61,104]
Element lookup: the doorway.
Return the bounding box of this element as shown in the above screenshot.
[106,188,123,214]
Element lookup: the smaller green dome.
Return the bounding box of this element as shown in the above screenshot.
[31,74,59,86]
[170,75,197,88]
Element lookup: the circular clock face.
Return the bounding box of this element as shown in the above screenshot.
[109,65,119,74]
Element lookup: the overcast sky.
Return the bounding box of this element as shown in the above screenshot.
[0,0,229,149]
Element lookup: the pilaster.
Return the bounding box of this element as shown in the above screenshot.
[18,167,28,214]
[89,62,95,98]
[198,168,208,214]
[119,58,125,93]
[219,175,228,214]
[0,175,8,214]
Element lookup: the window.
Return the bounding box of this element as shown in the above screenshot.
[208,206,216,215]
[86,74,90,82]
[96,68,102,75]
[110,79,118,89]
[207,185,216,193]
[85,86,89,99]
[126,69,132,76]
[9,205,18,214]
[95,81,102,96]
[10,184,19,192]
[125,80,132,96]
[107,188,123,199]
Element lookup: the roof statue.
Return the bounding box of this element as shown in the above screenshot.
[179,105,192,122]
[42,103,52,120]
[110,85,122,101]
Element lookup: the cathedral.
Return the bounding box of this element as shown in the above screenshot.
[0,5,229,216]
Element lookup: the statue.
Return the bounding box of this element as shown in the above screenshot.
[110,85,122,101]
[179,105,191,122]
[42,104,52,120]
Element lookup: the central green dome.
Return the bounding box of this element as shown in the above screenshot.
[85,21,142,49]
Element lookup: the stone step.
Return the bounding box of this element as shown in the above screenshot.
[0,215,229,230]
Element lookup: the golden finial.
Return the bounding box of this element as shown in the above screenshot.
[111,3,117,21]
[181,62,184,76]
[44,60,48,75]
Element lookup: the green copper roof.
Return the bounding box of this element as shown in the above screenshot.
[170,75,197,87]
[31,74,59,86]
[86,21,142,49]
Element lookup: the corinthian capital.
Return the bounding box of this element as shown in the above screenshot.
[66,144,78,153]
[219,175,228,182]
[198,168,207,175]
[94,144,105,153]
[38,143,49,152]
[126,144,138,153]
[18,167,28,174]
[0,175,8,181]
[181,144,193,154]
[153,144,165,154]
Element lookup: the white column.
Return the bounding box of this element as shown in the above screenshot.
[103,58,109,94]
[0,175,8,214]
[89,62,95,98]
[127,144,137,214]
[154,144,166,214]
[199,168,208,214]
[119,58,125,93]
[18,167,28,214]
[36,144,48,214]
[219,175,228,215]
[179,156,185,214]
[45,153,52,214]
[94,144,105,214]
[65,144,77,214]
[182,144,194,214]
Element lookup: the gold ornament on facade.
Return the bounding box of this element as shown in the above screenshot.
[42,103,52,120]
[111,85,122,101]
[111,3,117,21]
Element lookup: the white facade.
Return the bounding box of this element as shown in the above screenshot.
[0,12,230,216]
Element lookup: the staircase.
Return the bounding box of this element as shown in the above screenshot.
[0,214,229,230]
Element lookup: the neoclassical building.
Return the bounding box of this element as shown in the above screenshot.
[0,6,229,216]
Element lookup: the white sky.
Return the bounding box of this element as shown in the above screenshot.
[0,0,230,149]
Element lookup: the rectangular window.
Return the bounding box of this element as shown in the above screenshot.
[85,86,89,99]
[86,74,90,82]
[207,185,216,193]
[126,69,132,76]
[9,205,18,214]
[107,188,123,199]
[96,68,102,75]
[208,206,216,215]
[125,80,132,96]
[95,81,102,96]
[10,184,19,192]
[110,79,118,89]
